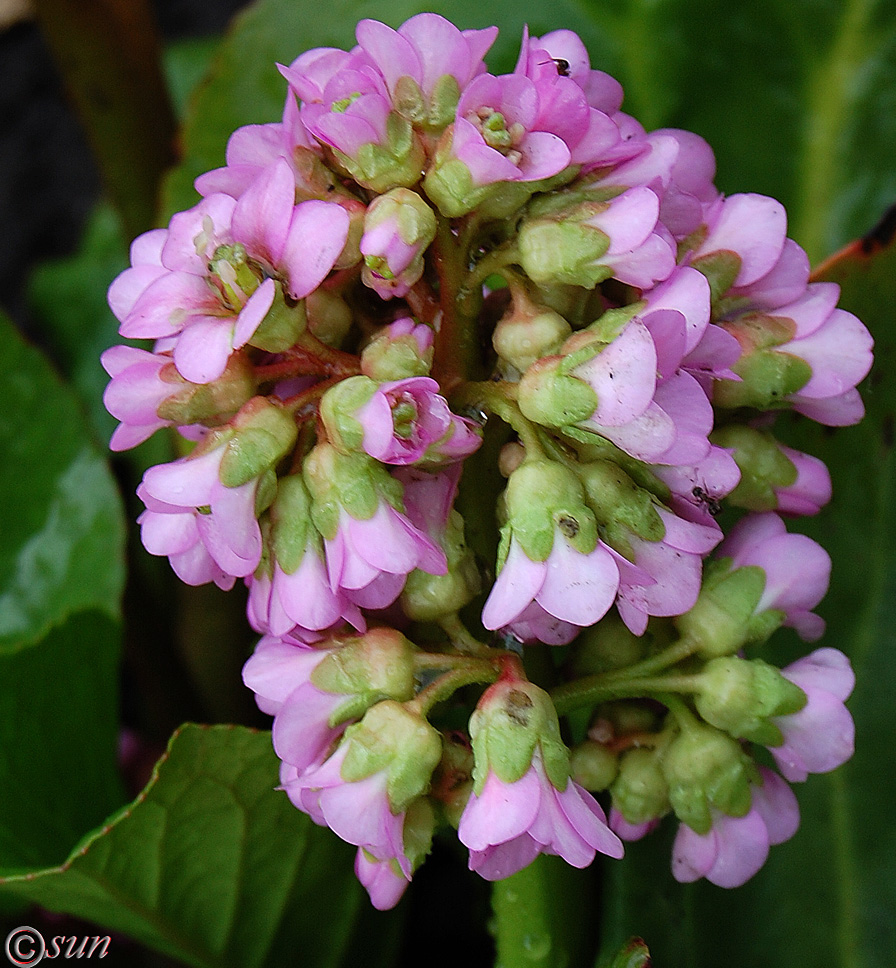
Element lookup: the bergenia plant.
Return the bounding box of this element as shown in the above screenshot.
[102,10,872,907]
[7,5,888,967]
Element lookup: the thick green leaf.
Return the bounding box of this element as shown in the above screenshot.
[0,315,126,868]
[1,725,365,968]
[598,220,896,966]
[491,854,596,968]
[0,314,125,648]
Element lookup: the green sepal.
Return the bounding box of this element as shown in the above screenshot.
[714,347,813,411]
[339,701,442,813]
[694,656,808,744]
[319,375,377,455]
[582,303,645,347]
[711,425,798,511]
[425,74,461,131]
[362,329,433,380]
[247,282,308,353]
[310,628,417,707]
[503,460,599,562]
[576,459,666,547]
[269,474,314,573]
[304,443,401,537]
[333,116,425,194]
[469,681,570,794]
[219,399,297,487]
[518,358,599,428]
[518,218,611,288]
[690,249,742,302]
[674,559,769,657]
[156,354,256,426]
[392,75,427,126]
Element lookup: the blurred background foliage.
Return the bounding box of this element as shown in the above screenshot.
[0,0,894,965]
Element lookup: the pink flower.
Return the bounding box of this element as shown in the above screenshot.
[716,512,830,640]
[609,809,660,842]
[356,377,480,465]
[355,849,411,910]
[243,636,347,772]
[458,748,624,880]
[138,446,263,580]
[282,744,406,863]
[324,499,447,608]
[672,768,799,887]
[482,531,621,639]
[772,648,855,782]
[355,13,497,109]
[615,508,722,635]
[108,159,350,383]
[101,345,182,450]
[774,445,832,516]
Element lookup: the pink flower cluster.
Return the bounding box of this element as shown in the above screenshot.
[102,13,868,909]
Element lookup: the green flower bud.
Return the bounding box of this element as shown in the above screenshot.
[361,325,434,381]
[570,740,619,791]
[611,748,670,825]
[333,115,426,194]
[571,611,647,676]
[694,656,807,745]
[218,397,297,487]
[340,700,443,813]
[662,722,754,834]
[492,297,572,373]
[401,510,480,621]
[306,288,353,347]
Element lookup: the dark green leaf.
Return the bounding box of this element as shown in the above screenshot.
[0,314,125,648]
[1,725,364,968]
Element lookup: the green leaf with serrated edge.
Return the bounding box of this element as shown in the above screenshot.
[491,854,597,968]
[0,725,364,968]
[598,220,896,967]
[0,315,125,648]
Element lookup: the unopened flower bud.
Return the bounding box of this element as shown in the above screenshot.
[360,188,437,299]
[662,722,754,834]
[576,459,665,549]
[694,656,807,745]
[571,612,647,676]
[492,298,572,373]
[611,748,670,825]
[517,355,600,428]
[306,289,353,347]
[361,318,434,380]
[570,740,618,791]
